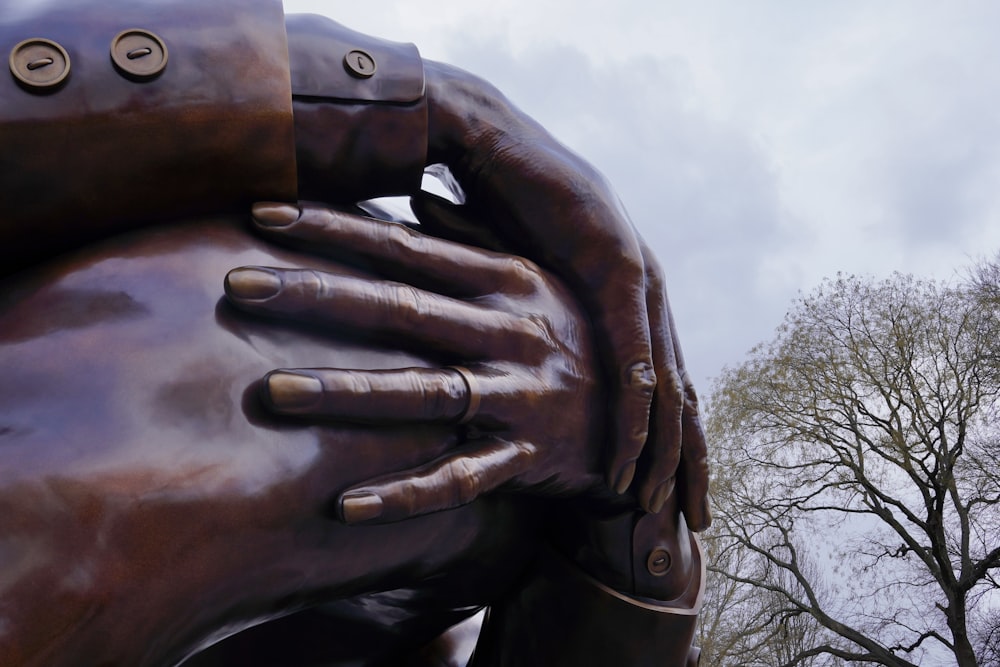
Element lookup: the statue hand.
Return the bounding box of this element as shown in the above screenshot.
[408,196,706,604]
[421,62,710,528]
[224,202,604,524]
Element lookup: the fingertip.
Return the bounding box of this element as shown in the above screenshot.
[642,478,675,514]
[252,202,301,228]
[225,267,282,301]
[263,370,322,412]
[685,498,712,533]
[609,414,649,492]
[340,490,385,524]
[612,460,637,495]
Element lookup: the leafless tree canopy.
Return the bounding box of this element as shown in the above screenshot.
[701,268,1000,666]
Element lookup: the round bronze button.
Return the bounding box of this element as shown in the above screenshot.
[344,49,376,79]
[647,547,672,576]
[9,38,71,91]
[111,29,168,81]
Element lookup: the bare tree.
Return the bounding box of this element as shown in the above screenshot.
[699,529,833,666]
[705,271,1000,666]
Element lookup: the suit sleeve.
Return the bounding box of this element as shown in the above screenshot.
[470,540,705,667]
[0,4,429,276]
[286,14,428,204]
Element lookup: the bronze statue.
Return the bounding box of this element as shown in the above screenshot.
[0,2,709,664]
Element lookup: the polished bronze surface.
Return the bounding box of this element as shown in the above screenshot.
[0,218,536,666]
[214,201,704,663]
[0,205,703,665]
[226,203,605,526]
[0,4,709,664]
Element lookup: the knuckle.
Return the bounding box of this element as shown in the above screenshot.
[507,315,554,358]
[513,441,538,463]
[659,368,685,412]
[625,361,657,398]
[299,269,328,300]
[447,457,482,507]
[642,252,665,288]
[419,372,455,420]
[385,220,417,252]
[683,377,701,413]
[386,222,438,269]
[312,205,335,228]
[387,283,427,323]
[619,251,645,280]
[503,256,544,289]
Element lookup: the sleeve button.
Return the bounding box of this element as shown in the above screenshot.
[111,29,168,81]
[343,48,376,79]
[646,547,673,576]
[9,38,71,91]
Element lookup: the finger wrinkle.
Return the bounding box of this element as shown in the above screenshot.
[300,269,330,300]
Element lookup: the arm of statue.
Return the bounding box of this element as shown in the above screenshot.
[222,204,704,666]
[0,213,601,666]
[0,1,707,523]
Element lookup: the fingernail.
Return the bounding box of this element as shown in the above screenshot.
[252,202,300,227]
[226,268,282,300]
[265,371,322,411]
[648,479,674,514]
[614,460,637,495]
[341,491,384,523]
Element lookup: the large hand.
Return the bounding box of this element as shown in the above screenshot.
[419,62,710,527]
[225,203,604,524]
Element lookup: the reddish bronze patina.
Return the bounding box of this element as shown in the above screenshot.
[0,3,708,665]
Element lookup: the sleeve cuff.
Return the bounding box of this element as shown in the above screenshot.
[472,538,705,667]
[286,15,428,202]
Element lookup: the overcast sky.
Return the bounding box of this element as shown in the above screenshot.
[285,1,1000,393]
